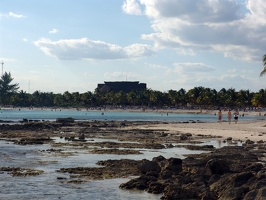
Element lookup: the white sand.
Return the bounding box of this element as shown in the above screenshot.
[129,120,266,142]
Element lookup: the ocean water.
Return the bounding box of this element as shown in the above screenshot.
[0,109,264,122]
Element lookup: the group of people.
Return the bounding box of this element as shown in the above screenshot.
[218,109,239,124]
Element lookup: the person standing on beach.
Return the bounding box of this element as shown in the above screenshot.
[227,110,232,124]
[234,109,239,124]
[218,110,222,123]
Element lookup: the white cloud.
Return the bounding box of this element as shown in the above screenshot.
[8,12,25,18]
[146,62,168,70]
[49,28,58,34]
[122,0,142,15]
[0,12,25,19]
[130,0,266,62]
[34,38,154,60]
[167,73,257,91]
[104,72,138,80]
[171,62,215,73]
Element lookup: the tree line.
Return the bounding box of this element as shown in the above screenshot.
[0,71,265,109]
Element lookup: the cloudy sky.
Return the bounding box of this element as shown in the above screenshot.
[1,0,266,93]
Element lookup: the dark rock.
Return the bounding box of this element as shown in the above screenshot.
[206,158,230,175]
[56,117,75,124]
[208,174,221,185]
[180,134,188,140]
[152,155,166,163]
[245,139,255,144]
[119,175,157,190]
[78,133,85,140]
[245,163,263,172]
[146,181,164,194]
[162,184,194,200]
[234,172,254,187]
[160,170,173,180]
[137,159,161,175]
[161,158,182,174]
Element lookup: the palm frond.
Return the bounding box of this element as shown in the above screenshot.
[263,54,266,65]
[260,54,266,77]
[260,67,266,77]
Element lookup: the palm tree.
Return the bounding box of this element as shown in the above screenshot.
[260,54,266,76]
[0,72,19,105]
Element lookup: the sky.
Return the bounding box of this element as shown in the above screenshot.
[1,0,266,94]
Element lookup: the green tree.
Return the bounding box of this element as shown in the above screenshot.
[251,89,266,108]
[260,54,266,76]
[0,72,19,105]
[236,89,253,109]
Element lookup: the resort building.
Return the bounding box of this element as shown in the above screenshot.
[97,81,146,93]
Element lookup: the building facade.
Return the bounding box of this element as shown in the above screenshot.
[97,81,146,93]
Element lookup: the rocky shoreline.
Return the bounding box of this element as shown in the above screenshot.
[0,119,265,199]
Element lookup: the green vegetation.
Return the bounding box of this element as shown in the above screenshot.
[3,86,266,109]
[0,72,265,109]
[0,72,19,105]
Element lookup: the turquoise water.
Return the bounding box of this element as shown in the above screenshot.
[0,109,264,122]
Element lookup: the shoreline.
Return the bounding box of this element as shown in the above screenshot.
[122,120,266,143]
[1,106,265,116]
[0,107,265,143]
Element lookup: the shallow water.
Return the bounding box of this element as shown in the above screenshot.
[0,138,239,200]
[0,140,162,200]
[0,109,264,122]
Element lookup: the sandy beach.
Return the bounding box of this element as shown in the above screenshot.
[125,120,266,143]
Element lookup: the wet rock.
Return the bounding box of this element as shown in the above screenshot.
[0,167,44,176]
[180,134,188,140]
[161,157,182,174]
[14,137,52,145]
[162,184,193,200]
[245,139,255,144]
[137,159,161,175]
[146,181,164,194]
[56,117,75,124]
[120,145,266,199]
[90,148,142,155]
[58,159,140,180]
[152,155,166,163]
[119,175,153,190]
[206,158,230,175]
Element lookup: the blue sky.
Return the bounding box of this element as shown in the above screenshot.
[1,0,265,93]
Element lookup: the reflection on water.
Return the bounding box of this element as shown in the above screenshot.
[0,138,240,200]
[199,139,242,148]
[52,137,140,144]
